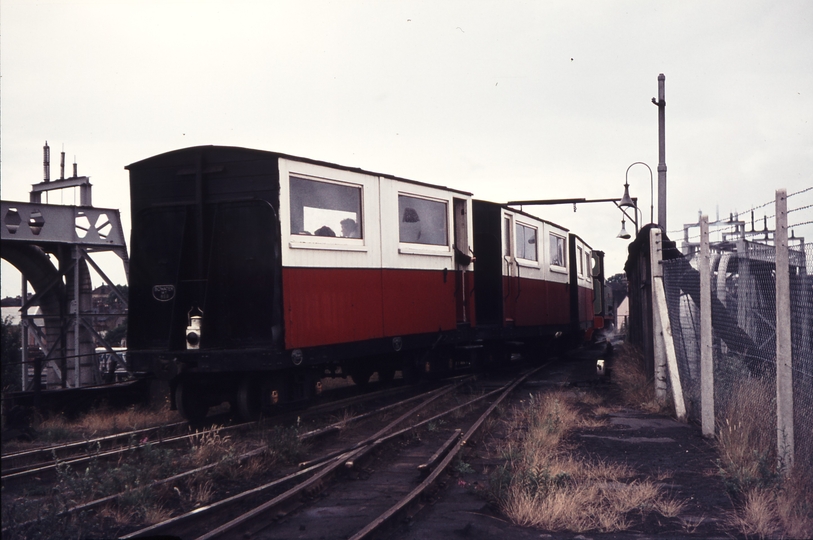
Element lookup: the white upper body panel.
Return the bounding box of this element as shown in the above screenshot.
[501,208,569,284]
[280,158,382,269]
[279,158,472,271]
[572,235,594,288]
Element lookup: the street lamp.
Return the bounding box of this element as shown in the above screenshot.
[617,218,631,239]
[620,162,654,226]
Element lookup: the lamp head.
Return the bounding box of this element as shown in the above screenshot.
[617,218,631,240]
[619,182,635,209]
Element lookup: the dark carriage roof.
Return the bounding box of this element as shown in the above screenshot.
[126,145,473,197]
[568,232,593,251]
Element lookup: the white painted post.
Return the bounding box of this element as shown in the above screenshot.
[700,216,714,437]
[650,228,686,420]
[775,189,794,473]
[650,231,668,405]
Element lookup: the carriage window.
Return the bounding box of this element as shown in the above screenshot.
[398,195,448,246]
[289,176,362,238]
[549,234,565,267]
[578,246,584,275]
[515,223,537,261]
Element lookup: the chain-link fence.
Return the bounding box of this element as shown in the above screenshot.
[662,241,812,469]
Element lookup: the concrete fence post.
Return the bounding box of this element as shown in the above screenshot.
[650,228,686,420]
[700,215,714,438]
[650,230,668,405]
[775,189,794,473]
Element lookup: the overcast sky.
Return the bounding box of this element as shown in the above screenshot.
[2,0,812,299]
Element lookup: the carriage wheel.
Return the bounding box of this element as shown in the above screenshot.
[350,368,374,387]
[176,379,209,423]
[236,377,262,421]
[377,366,396,384]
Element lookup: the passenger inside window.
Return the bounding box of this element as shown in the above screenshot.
[289,176,362,238]
[340,218,360,238]
[549,234,565,267]
[314,226,336,237]
[398,195,447,246]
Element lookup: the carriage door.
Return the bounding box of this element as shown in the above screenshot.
[453,198,470,323]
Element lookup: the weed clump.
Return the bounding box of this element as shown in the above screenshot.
[611,344,668,413]
[488,389,683,533]
[263,424,305,464]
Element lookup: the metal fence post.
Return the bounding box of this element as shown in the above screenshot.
[21,275,29,391]
[775,189,794,473]
[700,215,714,437]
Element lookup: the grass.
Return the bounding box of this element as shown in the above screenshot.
[189,424,235,467]
[3,404,182,450]
[611,344,812,537]
[716,377,813,539]
[611,344,669,414]
[488,387,685,533]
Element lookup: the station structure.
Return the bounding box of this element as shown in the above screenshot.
[1,143,129,391]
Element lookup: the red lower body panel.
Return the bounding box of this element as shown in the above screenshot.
[282,267,461,349]
[382,269,458,336]
[503,277,569,327]
[578,285,594,326]
[282,268,383,349]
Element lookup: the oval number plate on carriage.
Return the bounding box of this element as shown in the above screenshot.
[153,285,176,301]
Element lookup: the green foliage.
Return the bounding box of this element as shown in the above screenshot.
[105,322,127,347]
[53,442,177,503]
[2,315,22,392]
[427,419,446,432]
[454,458,474,475]
[108,284,129,305]
[488,463,513,505]
[716,452,780,497]
[606,272,626,288]
[519,463,573,498]
[264,425,304,463]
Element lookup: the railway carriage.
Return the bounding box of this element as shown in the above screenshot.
[126,146,475,421]
[127,145,606,422]
[471,201,603,353]
[472,201,576,345]
[569,233,601,341]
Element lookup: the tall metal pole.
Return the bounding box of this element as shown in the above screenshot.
[654,74,667,229]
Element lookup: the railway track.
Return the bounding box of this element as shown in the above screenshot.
[120,368,542,540]
[1,379,463,538]
[0,379,420,488]
[0,420,189,471]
